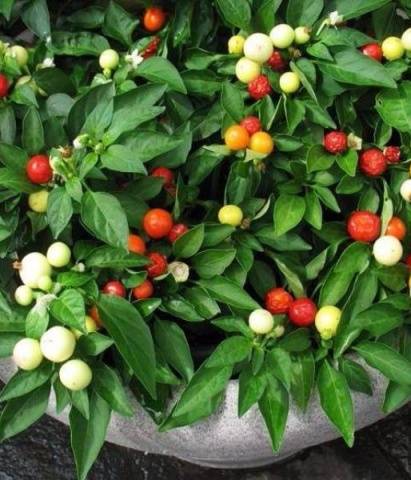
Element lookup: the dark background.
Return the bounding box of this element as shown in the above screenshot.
[0,403,409,480]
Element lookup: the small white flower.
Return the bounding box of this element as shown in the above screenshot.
[347,133,363,151]
[168,261,190,283]
[41,57,55,68]
[73,134,89,149]
[125,49,144,69]
[328,11,344,26]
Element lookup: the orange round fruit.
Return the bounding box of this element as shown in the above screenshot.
[224,125,250,151]
[249,132,274,154]
[128,234,146,254]
[386,216,407,240]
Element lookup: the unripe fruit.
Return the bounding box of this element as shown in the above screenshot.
[381,37,404,61]
[8,45,29,67]
[270,24,295,49]
[346,211,381,242]
[373,235,403,266]
[37,275,53,292]
[279,72,300,94]
[28,189,49,213]
[14,285,33,306]
[274,325,285,338]
[19,252,52,289]
[59,359,92,391]
[265,287,294,314]
[13,338,43,370]
[294,27,310,45]
[401,28,411,50]
[224,125,250,151]
[400,179,411,202]
[218,205,243,227]
[315,306,342,340]
[72,316,98,339]
[228,35,245,55]
[386,216,407,241]
[235,57,261,83]
[40,326,76,363]
[249,131,274,155]
[243,33,274,64]
[360,43,383,62]
[168,261,190,283]
[99,49,119,70]
[46,242,71,268]
[248,309,274,334]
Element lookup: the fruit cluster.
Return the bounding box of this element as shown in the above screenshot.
[224,116,274,155]
[361,27,411,62]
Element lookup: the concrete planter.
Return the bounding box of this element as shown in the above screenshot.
[0,358,388,469]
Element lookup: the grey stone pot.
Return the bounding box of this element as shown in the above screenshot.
[0,358,388,469]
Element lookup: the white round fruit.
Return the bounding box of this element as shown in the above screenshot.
[228,35,245,54]
[168,261,190,283]
[13,338,43,370]
[373,235,403,266]
[400,179,411,202]
[40,326,76,363]
[14,285,33,306]
[19,252,52,289]
[28,190,49,213]
[381,36,404,61]
[401,28,411,50]
[243,33,274,64]
[59,359,92,391]
[279,71,301,93]
[315,306,342,340]
[270,24,295,49]
[294,26,310,45]
[99,49,119,70]
[46,242,71,268]
[38,275,53,292]
[248,309,274,334]
[8,45,29,67]
[235,57,261,83]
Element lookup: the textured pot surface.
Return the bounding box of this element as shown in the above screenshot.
[0,359,388,469]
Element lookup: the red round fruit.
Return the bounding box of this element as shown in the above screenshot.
[102,280,126,297]
[248,75,272,100]
[265,287,294,315]
[128,234,146,254]
[240,116,262,135]
[361,43,383,62]
[151,166,174,187]
[143,6,166,32]
[89,305,103,328]
[143,208,173,239]
[288,298,317,327]
[386,216,407,241]
[359,148,387,177]
[167,223,188,243]
[26,154,53,184]
[323,131,348,154]
[405,254,411,269]
[347,211,381,242]
[0,74,9,98]
[142,37,160,59]
[383,146,401,164]
[267,51,287,72]
[132,279,154,299]
[145,252,168,278]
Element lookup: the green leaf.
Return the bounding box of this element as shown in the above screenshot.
[78,332,114,356]
[266,348,292,390]
[376,81,411,132]
[92,364,133,416]
[101,145,146,174]
[22,107,44,154]
[25,300,49,339]
[0,143,28,171]
[317,360,354,447]
[238,365,267,416]
[304,190,322,230]
[318,48,396,89]
[0,363,52,402]
[21,0,50,39]
[274,194,306,236]
[221,82,244,123]
[85,246,148,269]
[81,191,128,250]
[306,145,335,173]
[102,1,138,46]
[198,276,260,311]
[70,392,111,480]
[258,377,289,452]
[136,57,187,94]
[71,389,89,419]
[215,0,251,30]
[333,0,391,20]
[0,333,23,358]
[97,295,157,398]
[278,328,312,352]
[0,105,16,144]
[160,295,204,322]
[192,248,236,279]
[340,358,373,395]
[51,31,110,56]
[336,149,358,176]
[154,319,194,383]
[350,304,403,337]
[353,341,411,385]
[33,68,76,96]
[173,224,204,258]
[290,351,315,412]
[50,289,86,333]
[183,287,221,319]
[286,0,324,26]
[47,187,73,239]
[0,382,50,441]
[211,316,254,338]
[0,0,14,20]
[206,336,252,368]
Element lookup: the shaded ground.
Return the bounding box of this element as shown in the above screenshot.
[0,403,409,480]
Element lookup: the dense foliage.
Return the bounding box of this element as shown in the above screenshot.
[0,0,410,478]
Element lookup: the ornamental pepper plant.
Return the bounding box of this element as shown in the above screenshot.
[0,1,410,479]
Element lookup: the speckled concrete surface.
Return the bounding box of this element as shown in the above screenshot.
[0,403,409,480]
